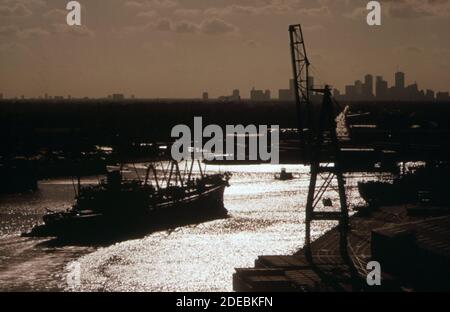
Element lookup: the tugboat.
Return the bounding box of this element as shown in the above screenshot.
[25,159,231,240]
[274,168,294,181]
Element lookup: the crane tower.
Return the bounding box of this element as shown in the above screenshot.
[289,24,350,261]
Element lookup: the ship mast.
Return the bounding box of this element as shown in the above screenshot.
[142,146,207,190]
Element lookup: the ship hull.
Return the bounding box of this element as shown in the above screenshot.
[26,183,228,241]
[358,181,409,206]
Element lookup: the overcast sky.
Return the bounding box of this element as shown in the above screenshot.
[1,0,449,98]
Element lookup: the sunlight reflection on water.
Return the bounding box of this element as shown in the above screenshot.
[71,164,362,292]
[0,163,374,291]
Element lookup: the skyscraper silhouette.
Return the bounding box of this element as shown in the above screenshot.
[395,71,405,89]
[363,74,374,98]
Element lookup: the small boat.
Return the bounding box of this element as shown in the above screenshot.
[275,168,294,181]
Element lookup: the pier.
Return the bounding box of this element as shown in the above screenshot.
[233,204,450,292]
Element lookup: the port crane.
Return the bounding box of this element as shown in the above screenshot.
[289,24,351,262]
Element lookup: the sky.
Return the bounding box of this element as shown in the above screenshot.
[0,0,449,98]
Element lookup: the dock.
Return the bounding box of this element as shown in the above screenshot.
[233,205,450,292]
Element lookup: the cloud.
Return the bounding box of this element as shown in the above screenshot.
[204,4,291,16]
[343,0,450,20]
[18,27,50,39]
[199,18,238,35]
[0,25,19,37]
[404,46,424,53]
[43,8,67,21]
[0,0,46,7]
[154,18,172,31]
[0,3,32,17]
[244,39,261,48]
[298,6,331,17]
[52,24,95,37]
[201,2,331,17]
[137,10,157,18]
[0,24,49,40]
[174,20,198,33]
[389,3,433,18]
[124,1,146,9]
[124,0,178,10]
[174,8,202,17]
[0,41,28,53]
[205,5,257,16]
[121,17,238,36]
[381,0,450,18]
[395,45,424,54]
[304,24,325,32]
[344,6,368,20]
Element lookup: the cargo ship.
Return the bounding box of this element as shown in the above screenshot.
[25,159,231,240]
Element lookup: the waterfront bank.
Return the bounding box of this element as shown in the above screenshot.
[233,204,450,292]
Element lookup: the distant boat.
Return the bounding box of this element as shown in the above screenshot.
[274,168,294,181]
[25,159,231,240]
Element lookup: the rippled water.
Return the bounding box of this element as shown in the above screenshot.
[0,164,369,291]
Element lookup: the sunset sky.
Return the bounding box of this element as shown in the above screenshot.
[1,0,449,98]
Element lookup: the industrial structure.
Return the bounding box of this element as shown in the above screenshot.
[289,24,351,265]
[232,23,450,292]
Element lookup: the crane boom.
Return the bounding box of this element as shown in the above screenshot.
[289,24,310,139]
